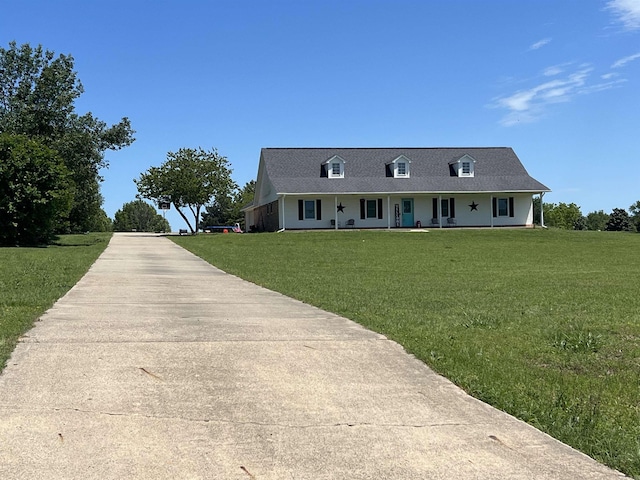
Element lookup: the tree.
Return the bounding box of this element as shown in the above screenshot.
[606,208,634,232]
[0,133,72,245]
[543,202,583,230]
[201,179,255,229]
[629,201,640,232]
[585,210,609,231]
[233,180,255,226]
[112,200,170,232]
[201,192,234,228]
[0,41,135,233]
[135,147,236,234]
[88,208,113,232]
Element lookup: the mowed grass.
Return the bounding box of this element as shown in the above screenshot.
[173,228,640,478]
[0,233,111,370]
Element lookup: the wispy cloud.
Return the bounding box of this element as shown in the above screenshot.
[611,52,640,67]
[529,37,552,50]
[542,62,576,77]
[543,65,564,76]
[606,0,640,30]
[493,67,600,126]
[601,72,619,79]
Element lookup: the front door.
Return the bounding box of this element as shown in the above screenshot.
[401,198,414,227]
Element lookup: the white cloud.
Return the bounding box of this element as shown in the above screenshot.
[611,52,640,67]
[601,72,619,79]
[578,78,627,94]
[529,38,552,50]
[607,0,640,30]
[543,65,564,76]
[494,67,594,126]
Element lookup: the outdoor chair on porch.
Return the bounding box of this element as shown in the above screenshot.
[345,219,355,228]
[447,217,457,227]
[430,218,440,227]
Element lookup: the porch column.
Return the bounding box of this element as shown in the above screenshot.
[281,195,286,231]
[387,196,391,229]
[438,195,442,228]
[540,192,545,227]
[334,196,338,230]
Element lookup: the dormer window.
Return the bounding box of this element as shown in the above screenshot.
[388,155,411,178]
[450,154,476,177]
[323,155,345,178]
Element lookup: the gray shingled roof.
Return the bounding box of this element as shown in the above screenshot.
[261,148,550,194]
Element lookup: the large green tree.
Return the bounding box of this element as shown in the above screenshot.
[113,200,170,233]
[201,179,255,229]
[0,41,134,233]
[135,147,236,234]
[0,133,72,245]
[606,208,634,232]
[543,202,583,230]
[585,210,609,231]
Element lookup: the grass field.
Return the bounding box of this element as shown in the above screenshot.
[173,228,640,478]
[0,233,111,370]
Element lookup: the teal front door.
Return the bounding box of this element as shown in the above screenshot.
[401,198,414,227]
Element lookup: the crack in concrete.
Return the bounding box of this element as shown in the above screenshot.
[40,406,480,430]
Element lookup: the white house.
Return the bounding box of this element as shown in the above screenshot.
[243,148,550,231]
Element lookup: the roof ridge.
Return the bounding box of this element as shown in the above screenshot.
[261,146,512,150]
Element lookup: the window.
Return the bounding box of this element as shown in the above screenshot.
[441,199,449,217]
[298,199,322,220]
[432,197,456,219]
[450,155,475,177]
[305,200,315,219]
[360,198,383,220]
[325,155,345,178]
[498,198,508,216]
[493,197,514,218]
[367,200,377,218]
[389,155,411,178]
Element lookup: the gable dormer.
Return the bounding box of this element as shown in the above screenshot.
[322,155,345,178]
[387,155,411,178]
[449,154,476,177]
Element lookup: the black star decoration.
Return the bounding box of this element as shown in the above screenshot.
[469,201,479,211]
[337,203,345,213]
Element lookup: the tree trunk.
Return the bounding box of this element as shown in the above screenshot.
[195,205,201,233]
[174,204,195,233]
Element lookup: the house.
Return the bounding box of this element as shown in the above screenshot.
[243,148,550,231]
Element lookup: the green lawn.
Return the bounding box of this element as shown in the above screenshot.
[0,233,111,370]
[173,229,640,478]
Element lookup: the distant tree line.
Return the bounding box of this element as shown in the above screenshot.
[0,41,134,245]
[534,198,640,232]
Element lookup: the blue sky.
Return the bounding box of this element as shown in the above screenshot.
[2,0,639,230]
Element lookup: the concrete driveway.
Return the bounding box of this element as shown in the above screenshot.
[0,233,628,479]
